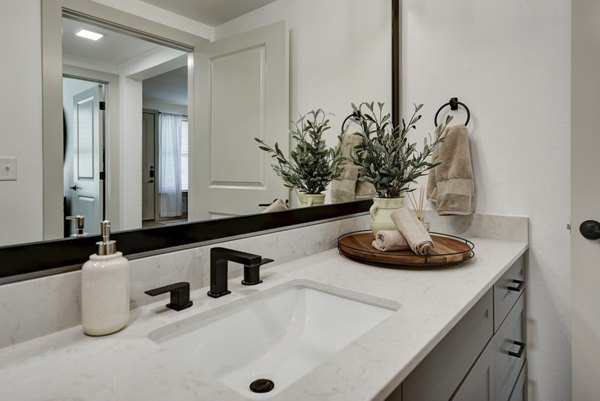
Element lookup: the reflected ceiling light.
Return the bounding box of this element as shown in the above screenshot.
[76,29,103,41]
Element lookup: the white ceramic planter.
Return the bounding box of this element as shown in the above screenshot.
[298,192,326,207]
[370,197,404,235]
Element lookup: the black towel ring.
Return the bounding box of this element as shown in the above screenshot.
[340,109,363,133]
[434,97,470,127]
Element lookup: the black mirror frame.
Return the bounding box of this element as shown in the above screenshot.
[0,0,400,281]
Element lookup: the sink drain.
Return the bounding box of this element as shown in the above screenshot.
[249,378,275,393]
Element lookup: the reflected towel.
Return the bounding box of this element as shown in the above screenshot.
[391,207,433,255]
[331,164,359,203]
[262,199,288,213]
[371,230,410,252]
[331,132,375,203]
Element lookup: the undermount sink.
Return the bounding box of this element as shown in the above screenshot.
[148,279,399,398]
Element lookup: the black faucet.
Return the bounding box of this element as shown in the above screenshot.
[207,247,273,298]
[145,282,193,311]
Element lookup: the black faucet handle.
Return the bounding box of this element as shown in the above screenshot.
[208,248,272,298]
[242,258,274,286]
[145,282,193,311]
[252,258,274,267]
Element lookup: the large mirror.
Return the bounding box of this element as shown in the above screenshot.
[0,0,398,279]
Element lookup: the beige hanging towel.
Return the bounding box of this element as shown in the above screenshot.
[426,124,475,215]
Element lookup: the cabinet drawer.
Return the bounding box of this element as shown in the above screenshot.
[494,255,525,332]
[508,362,527,401]
[402,290,493,401]
[494,293,526,401]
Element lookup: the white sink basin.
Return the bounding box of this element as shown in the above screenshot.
[148,279,399,398]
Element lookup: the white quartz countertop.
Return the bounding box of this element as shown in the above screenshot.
[0,236,527,401]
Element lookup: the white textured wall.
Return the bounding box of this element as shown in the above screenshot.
[403,1,571,400]
[0,1,43,246]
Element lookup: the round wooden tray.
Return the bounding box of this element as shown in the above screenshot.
[337,231,475,267]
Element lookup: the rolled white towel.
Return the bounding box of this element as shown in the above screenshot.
[262,199,288,213]
[371,230,410,252]
[391,207,434,255]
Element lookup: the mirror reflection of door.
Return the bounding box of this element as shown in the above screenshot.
[63,78,106,236]
[196,21,289,219]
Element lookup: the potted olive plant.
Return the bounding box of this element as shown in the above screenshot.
[349,102,451,233]
[255,109,345,206]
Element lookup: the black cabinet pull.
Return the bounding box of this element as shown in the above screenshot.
[507,279,524,292]
[508,340,526,358]
[145,282,193,311]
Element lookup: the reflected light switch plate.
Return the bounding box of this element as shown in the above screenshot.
[0,157,17,181]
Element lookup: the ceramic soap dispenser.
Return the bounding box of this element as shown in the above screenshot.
[81,220,130,336]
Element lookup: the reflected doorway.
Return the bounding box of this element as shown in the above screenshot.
[142,66,189,228]
[61,15,191,234]
[63,77,106,237]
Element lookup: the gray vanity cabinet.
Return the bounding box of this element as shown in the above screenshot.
[451,292,525,401]
[494,293,526,401]
[398,290,494,401]
[386,255,527,401]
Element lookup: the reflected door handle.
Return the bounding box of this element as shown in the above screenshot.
[147,180,154,183]
[70,185,80,191]
[580,220,600,240]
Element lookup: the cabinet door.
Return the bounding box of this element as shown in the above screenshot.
[508,362,527,401]
[494,293,526,401]
[403,290,494,401]
[451,345,494,401]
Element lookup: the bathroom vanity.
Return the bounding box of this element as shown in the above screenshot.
[0,214,527,401]
[388,255,526,401]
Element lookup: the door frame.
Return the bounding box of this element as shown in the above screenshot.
[572,0,600,398]
[142,109,159,223]
[67,83,105,235]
